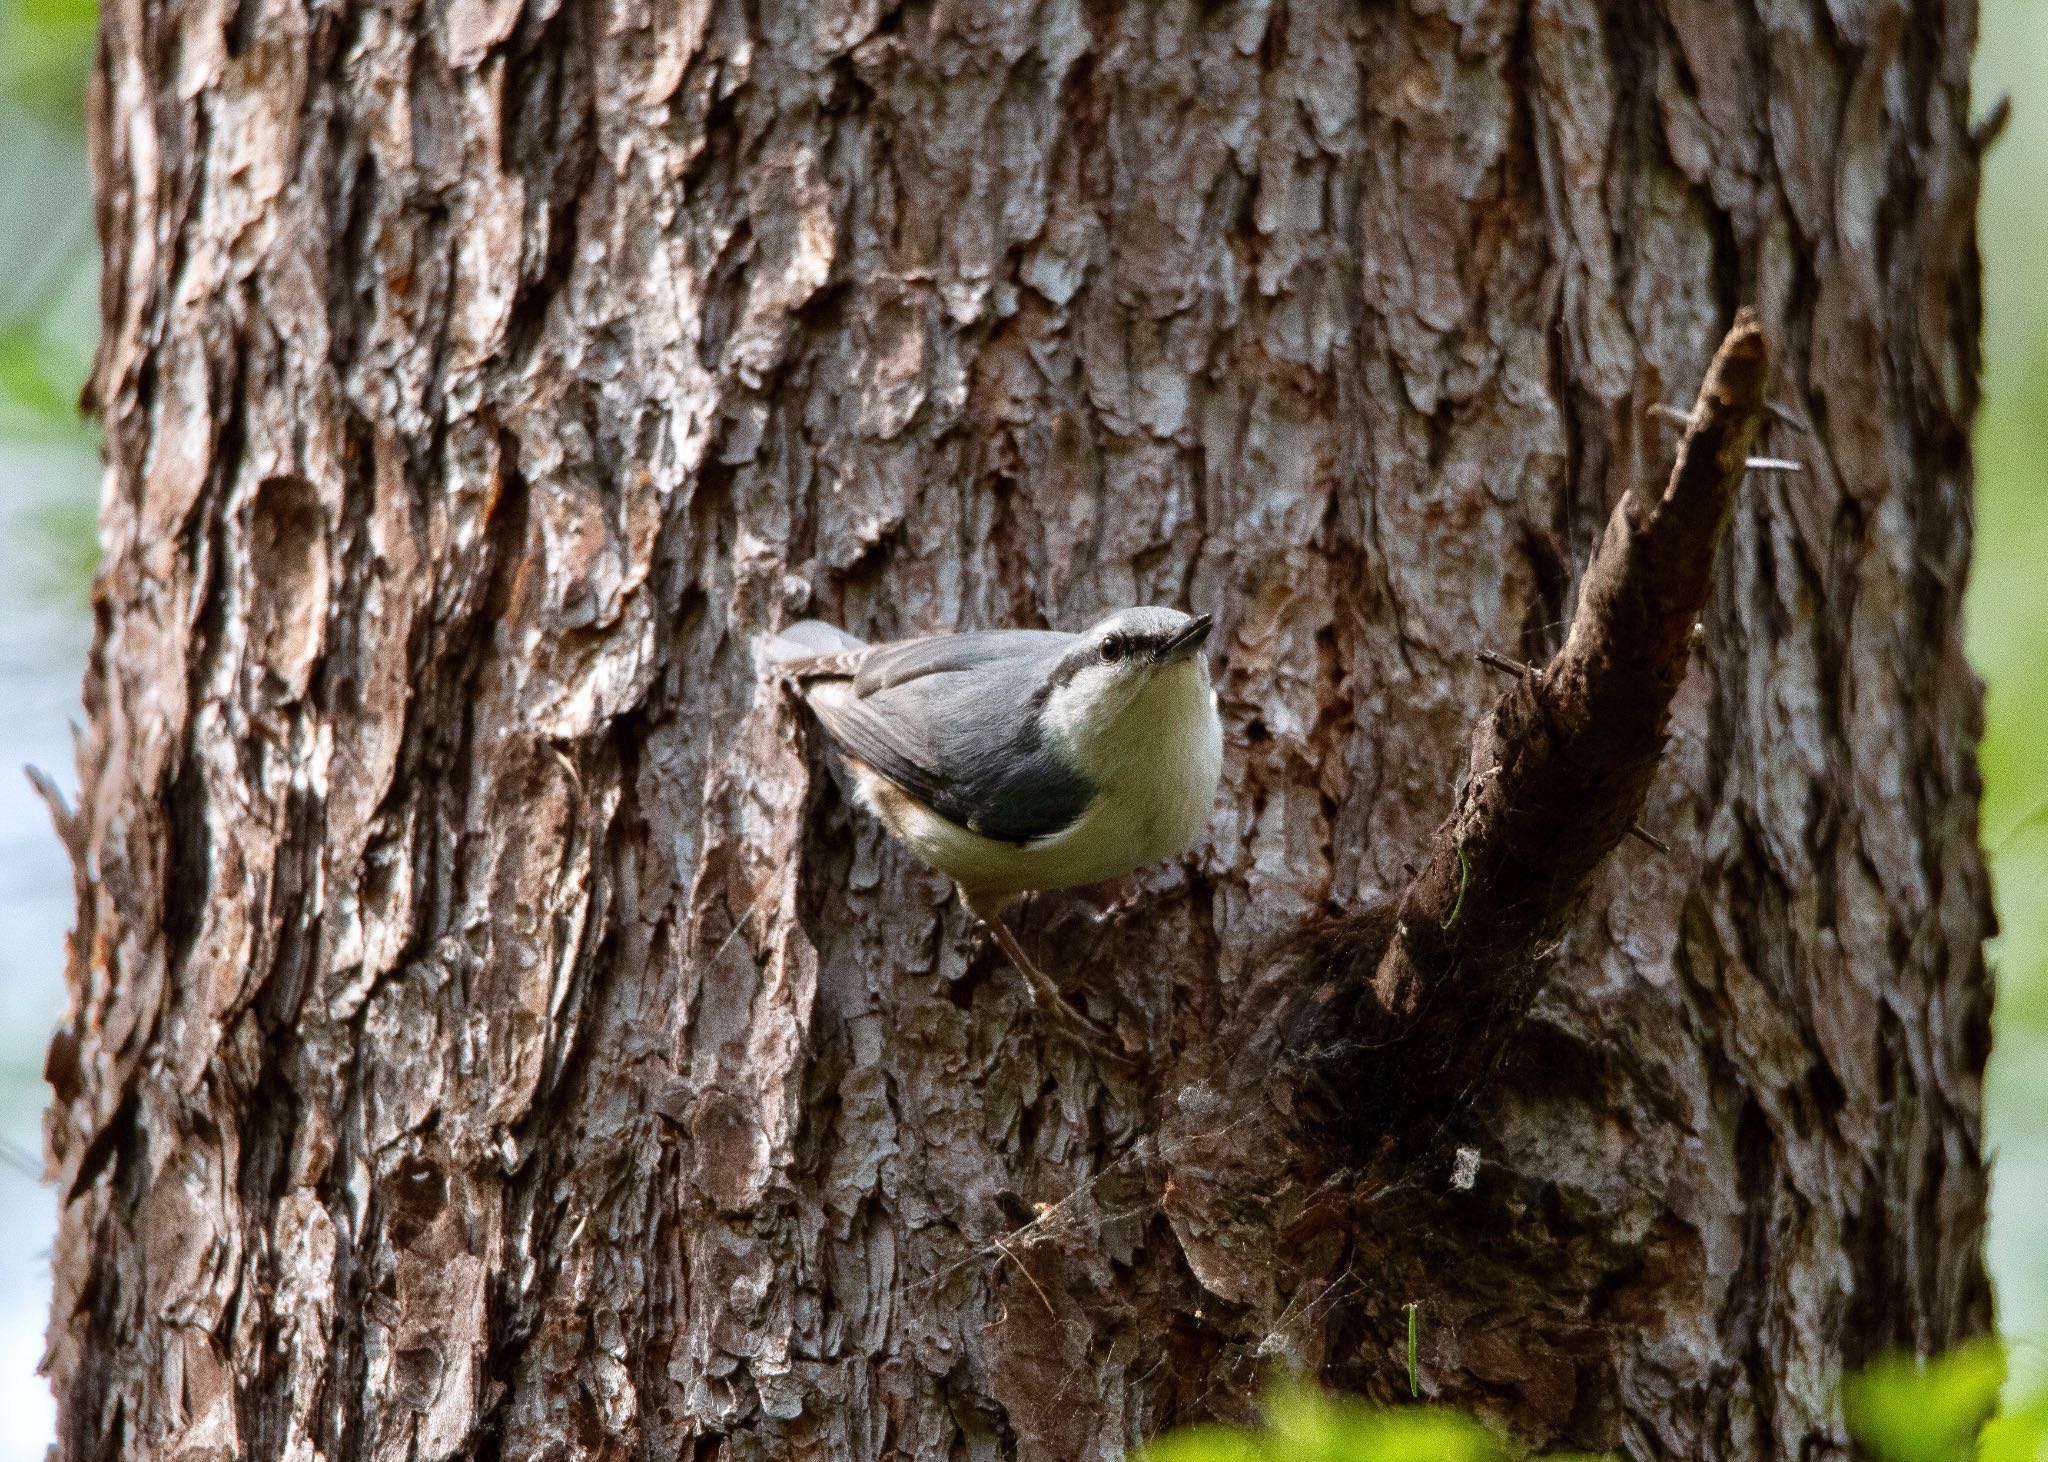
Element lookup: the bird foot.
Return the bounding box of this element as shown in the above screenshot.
[1015,963,1135,1066]
[1096,891,1153,924]
[975,911,1135,1068]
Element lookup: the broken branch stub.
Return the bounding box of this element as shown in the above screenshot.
[1292,312,1771,1149]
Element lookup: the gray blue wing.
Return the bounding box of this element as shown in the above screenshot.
[804,634,1093,845]
[848,630,1071,695]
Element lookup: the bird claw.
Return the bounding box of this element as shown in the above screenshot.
[1032,992,1138,1068]
[976,912,1136,1067]
[1090,884,1150,923]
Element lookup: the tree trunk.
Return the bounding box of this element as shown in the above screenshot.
[44,0,1994,1458]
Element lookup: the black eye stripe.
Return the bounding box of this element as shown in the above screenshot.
[1100,631,1175,663]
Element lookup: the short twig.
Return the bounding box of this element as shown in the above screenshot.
[991,1234,1059,1320]
[1972,94,2013,154]
[1766,401,1816,434]
[1476,649,1537,679]
[1627,825,1671,855]
[1661,399,1812,443]
[1660,399,1810,437]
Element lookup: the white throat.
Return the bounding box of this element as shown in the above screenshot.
[1043,658,1207,778]
[1042,655,1224,866]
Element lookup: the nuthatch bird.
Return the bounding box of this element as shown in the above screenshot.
[768,607,1223,1036]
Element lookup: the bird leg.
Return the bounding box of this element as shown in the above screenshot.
[982,912,1061,1008]
[964,893,1132,1064]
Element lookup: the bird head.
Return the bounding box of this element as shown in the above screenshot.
[1041,606,1215,746]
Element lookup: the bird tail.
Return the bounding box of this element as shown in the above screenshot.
[761,619,869,678]
[762,622,866,803]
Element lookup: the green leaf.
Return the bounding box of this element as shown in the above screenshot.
[0,318,80,425]
[1407,1303,1421,1400]
[1327,1410,1505,1462]
[19,0,98,26]
[1,0,96,126]
[1845,1340,2008,1462]
[1446,845,1469,928]
[1263,1383,1508,1462]
[1134,1424,1265,1462]
[1977,1403,2048,1462]
[27,493,99,606]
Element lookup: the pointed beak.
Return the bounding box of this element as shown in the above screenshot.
[1154,613,1214,663]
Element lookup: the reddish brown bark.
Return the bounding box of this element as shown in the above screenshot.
[44,2,1993,1459]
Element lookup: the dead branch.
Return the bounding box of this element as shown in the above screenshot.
[1281,311,1771,1153]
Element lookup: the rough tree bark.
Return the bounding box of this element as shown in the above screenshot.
[43,0,1994,1458]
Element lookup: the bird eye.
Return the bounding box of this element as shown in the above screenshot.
[1099,635,1125,664]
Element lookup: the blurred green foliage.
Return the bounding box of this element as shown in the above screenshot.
[24,491,96,610]
[1972,0,2048,1402]
[1135,1381,1606,1462]
[1846,1341,2048,1462]
[2,0,92,125]
[1141,1347,2048,1462]
[1846,1341,2010,1462]
[0,0,98,447]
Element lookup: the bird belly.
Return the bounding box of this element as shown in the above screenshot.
[849,765,1073,904]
